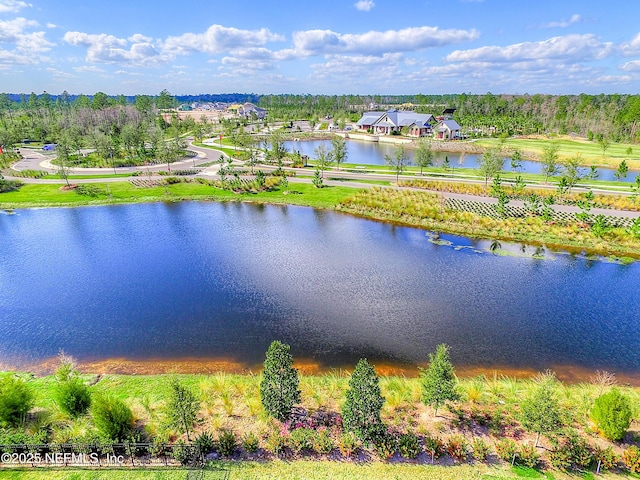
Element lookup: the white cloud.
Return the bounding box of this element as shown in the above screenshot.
[354,0,374,12]
[288,26,479,57]
[620,33,640,56]
[163,24,284,56]
[46,67,75,78]
[73,65,104,73]
[542,13,582,29]
[64,31,167,65]
[445,34,612,64]
[0,0,30,13]
[0,17,52,52]
[621,60,640,72]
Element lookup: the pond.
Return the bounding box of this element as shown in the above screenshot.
[285,139,639,183]
[0,203,638,377]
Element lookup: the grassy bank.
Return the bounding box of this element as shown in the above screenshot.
[475,137,640,169]
[0,181,356,210]
[0,369,638,478]
[338,187,640,260]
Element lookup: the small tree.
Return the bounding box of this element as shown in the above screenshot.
[0,376,34,427]
[478,148,504,186]
[92,395,134,441]
[615,159,629,181]
[520,371,563,447]
[415,138,434,175]
[342,358,385,442]
[54,354,91,418]
[314,144,334,178]
[260,340,301,422]
[165,378,200,441]
[541,144,560,183]
[591,388,632,441]
[420,344,460,416]
[385,145,411,182]
[330,135,348,170]
[312,167,323,188]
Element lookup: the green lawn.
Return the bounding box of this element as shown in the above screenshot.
[0,181,358,210]
[476,137,640,168]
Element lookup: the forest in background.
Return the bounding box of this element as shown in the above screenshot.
[3,91,640,144]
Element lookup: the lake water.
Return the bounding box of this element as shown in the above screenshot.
[285,139,639,183]
[1,203,639,376]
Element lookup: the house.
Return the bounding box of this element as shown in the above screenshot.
[436,119,461,140]
[236,102,267,120]
[355,110,434,137]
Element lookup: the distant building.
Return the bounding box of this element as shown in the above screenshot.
[355,110,434,137]
[229,102,268,119]
[435,119,462,140]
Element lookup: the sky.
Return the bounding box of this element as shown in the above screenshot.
[2,0,640,96]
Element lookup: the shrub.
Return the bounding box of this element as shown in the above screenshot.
[549,433,593,471]
[265,429,286,456]
[259,341,301,422]
[623,445,640,473]
[172,440,195,465]
[342,358,385,443]
[423,433,444,460]
[594,445,619,472]
[313,428,334,454]
[55,377,91,418]
[374,432,398,460]
[91,395,134,441]
[241,432,259,453]
[471,437,490,462]
[0,376,34,427]
[163,176,183,185]
[75,184,105,197]
[517,443,541,469]
[217,429,237,457]
[495,439,518,463]
[0,179,22,193]
[337,431,360,457]
[446,434,468,461]
[288,426,316,454]
[591,388,632,441]
[194,431,214,459]
[398,431,421,459]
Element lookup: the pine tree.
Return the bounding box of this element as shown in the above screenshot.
[420,344,460,416]
[165,378,200,441]
[342,358,385,442]
[260,341,301,422]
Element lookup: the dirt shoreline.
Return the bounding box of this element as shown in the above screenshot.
[5,356,639,385]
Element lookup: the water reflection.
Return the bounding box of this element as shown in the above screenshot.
[0,203,638,374]
[285,139,639,183]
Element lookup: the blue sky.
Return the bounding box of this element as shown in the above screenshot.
[2,0,640,96]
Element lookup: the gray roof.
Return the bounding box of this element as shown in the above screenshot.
[356,113,384,126]
[438,119,461,131]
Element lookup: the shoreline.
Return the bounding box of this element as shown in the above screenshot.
[5,355,640,386]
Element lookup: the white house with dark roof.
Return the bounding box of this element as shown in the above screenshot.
[436,119,462,140]
[356,110,434,137]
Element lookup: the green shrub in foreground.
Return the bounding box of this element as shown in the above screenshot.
[591,388,632,441]
[55,377,91,418]
[0,376,34,427]
[91,395,134,441]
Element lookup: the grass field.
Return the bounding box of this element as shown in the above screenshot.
[0,462,625,479]
[0,181,356,210]
[476,136,640,169]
